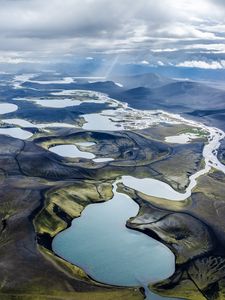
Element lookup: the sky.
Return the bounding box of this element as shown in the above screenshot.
[0,0,225,70]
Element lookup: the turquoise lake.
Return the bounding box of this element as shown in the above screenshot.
[52,183,175,291]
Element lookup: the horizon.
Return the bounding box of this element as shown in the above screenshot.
[0,0,225,80]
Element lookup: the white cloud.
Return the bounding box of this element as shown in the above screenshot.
[155,24,217,39]
[184,43,225,53]
[0,51,41,64]
[157,60,165,66]
[0,57,30,64]
[140,60,149,65]
[177,60,225,69]
[152,48,179,52]
[152,43,225,53]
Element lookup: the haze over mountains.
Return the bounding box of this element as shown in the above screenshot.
[20,72,225,131]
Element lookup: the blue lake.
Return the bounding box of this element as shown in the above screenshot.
[52,183,175,291]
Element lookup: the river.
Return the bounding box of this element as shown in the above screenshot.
[0,87,224,299]
[49,90,225,299]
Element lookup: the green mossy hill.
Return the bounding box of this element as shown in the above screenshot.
[0,289,143,300]
[35,180,113,237]
[0,133,143,300]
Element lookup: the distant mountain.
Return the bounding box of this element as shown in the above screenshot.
[109,73,174,89]
[88,79,225,130]
[108,64,225,82]
[22,72,172,91]
[116,81,225,111]
[80,81,124,93]
[21,74,225,130]
[22,80,123,94]
[110,80,225,130]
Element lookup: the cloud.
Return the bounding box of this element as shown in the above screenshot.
[209,0,225,8]
[154,24,217,39]
[0,57,36,64]
[140,60,149,65]
[185,43,225,53]
[153,43,225,54]
[0,0,224,66]
[152,48,179,52]
[157,60,165,66]
[177,60,225,69]
[0,51,41,64]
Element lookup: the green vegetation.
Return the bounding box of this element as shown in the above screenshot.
[1,124,224,300]
[35,181,113,237]
[179,127,209,139]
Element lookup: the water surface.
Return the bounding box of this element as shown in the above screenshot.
[49,144,95,159]
[93,157,114,162]
[0,127,33,139]
[83,112,122,131]
[3,118,76,129]
[121,175,188,201]
[53,183,175,287]
[0,103,18,114]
